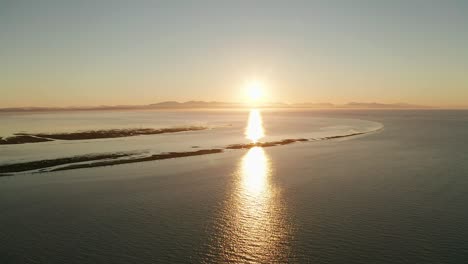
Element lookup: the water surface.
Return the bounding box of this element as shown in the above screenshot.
[1,110,468,263]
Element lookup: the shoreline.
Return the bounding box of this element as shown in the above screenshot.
[0,126,207,145]
[0,128,382,176]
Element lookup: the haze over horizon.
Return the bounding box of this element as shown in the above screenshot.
[2,0,468,108]
[0,100,441,111]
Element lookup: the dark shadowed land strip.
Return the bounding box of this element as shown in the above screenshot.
[224,131,372,149]
[27,126,207,140]
[0,126,207,145]
[0,149,222,175]
[0,153,133,173]
[0,129,381,175]
[50,149,223,172]
[0,135,53,145]
[226,138,309,149]
[321,132,366,140]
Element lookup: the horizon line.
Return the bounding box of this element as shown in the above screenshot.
[2,100,468,112]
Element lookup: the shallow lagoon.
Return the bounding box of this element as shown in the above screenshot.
[0,109,381,173]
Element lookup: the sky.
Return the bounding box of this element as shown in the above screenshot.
[1,0,468,107]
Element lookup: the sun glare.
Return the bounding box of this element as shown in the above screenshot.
[245,81,265,102]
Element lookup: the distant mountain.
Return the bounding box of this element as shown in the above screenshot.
[148,101,181,107]
[340,102,431,109]
[0,101,434,112]
[148,101,243,108]
[292,102,336,108]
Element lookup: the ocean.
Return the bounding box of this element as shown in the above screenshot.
[1,109,467,263]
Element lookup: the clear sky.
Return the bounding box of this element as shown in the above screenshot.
[1,0,467,107]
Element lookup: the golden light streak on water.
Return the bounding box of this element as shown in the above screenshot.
[241,147,268,195]
[212,147,290,262]
[245,109,265,143]
[204,111,291,262]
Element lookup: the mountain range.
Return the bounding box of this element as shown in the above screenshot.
[0,101,433,112]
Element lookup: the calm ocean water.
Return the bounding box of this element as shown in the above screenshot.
[1,110,468,263]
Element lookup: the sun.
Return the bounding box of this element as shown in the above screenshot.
[245,80,265,102]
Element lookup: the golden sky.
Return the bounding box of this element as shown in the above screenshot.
[1,1,467,108]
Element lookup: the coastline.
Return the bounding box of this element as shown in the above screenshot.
[0,126,207,145]
[0,127,383,176]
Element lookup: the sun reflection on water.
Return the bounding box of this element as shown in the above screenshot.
[225,147,290,262]
[245,109,265,143]
[204,109,291,263]
[241,147,268,195]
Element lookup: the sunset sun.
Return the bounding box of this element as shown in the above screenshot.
[245,80,265,102]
